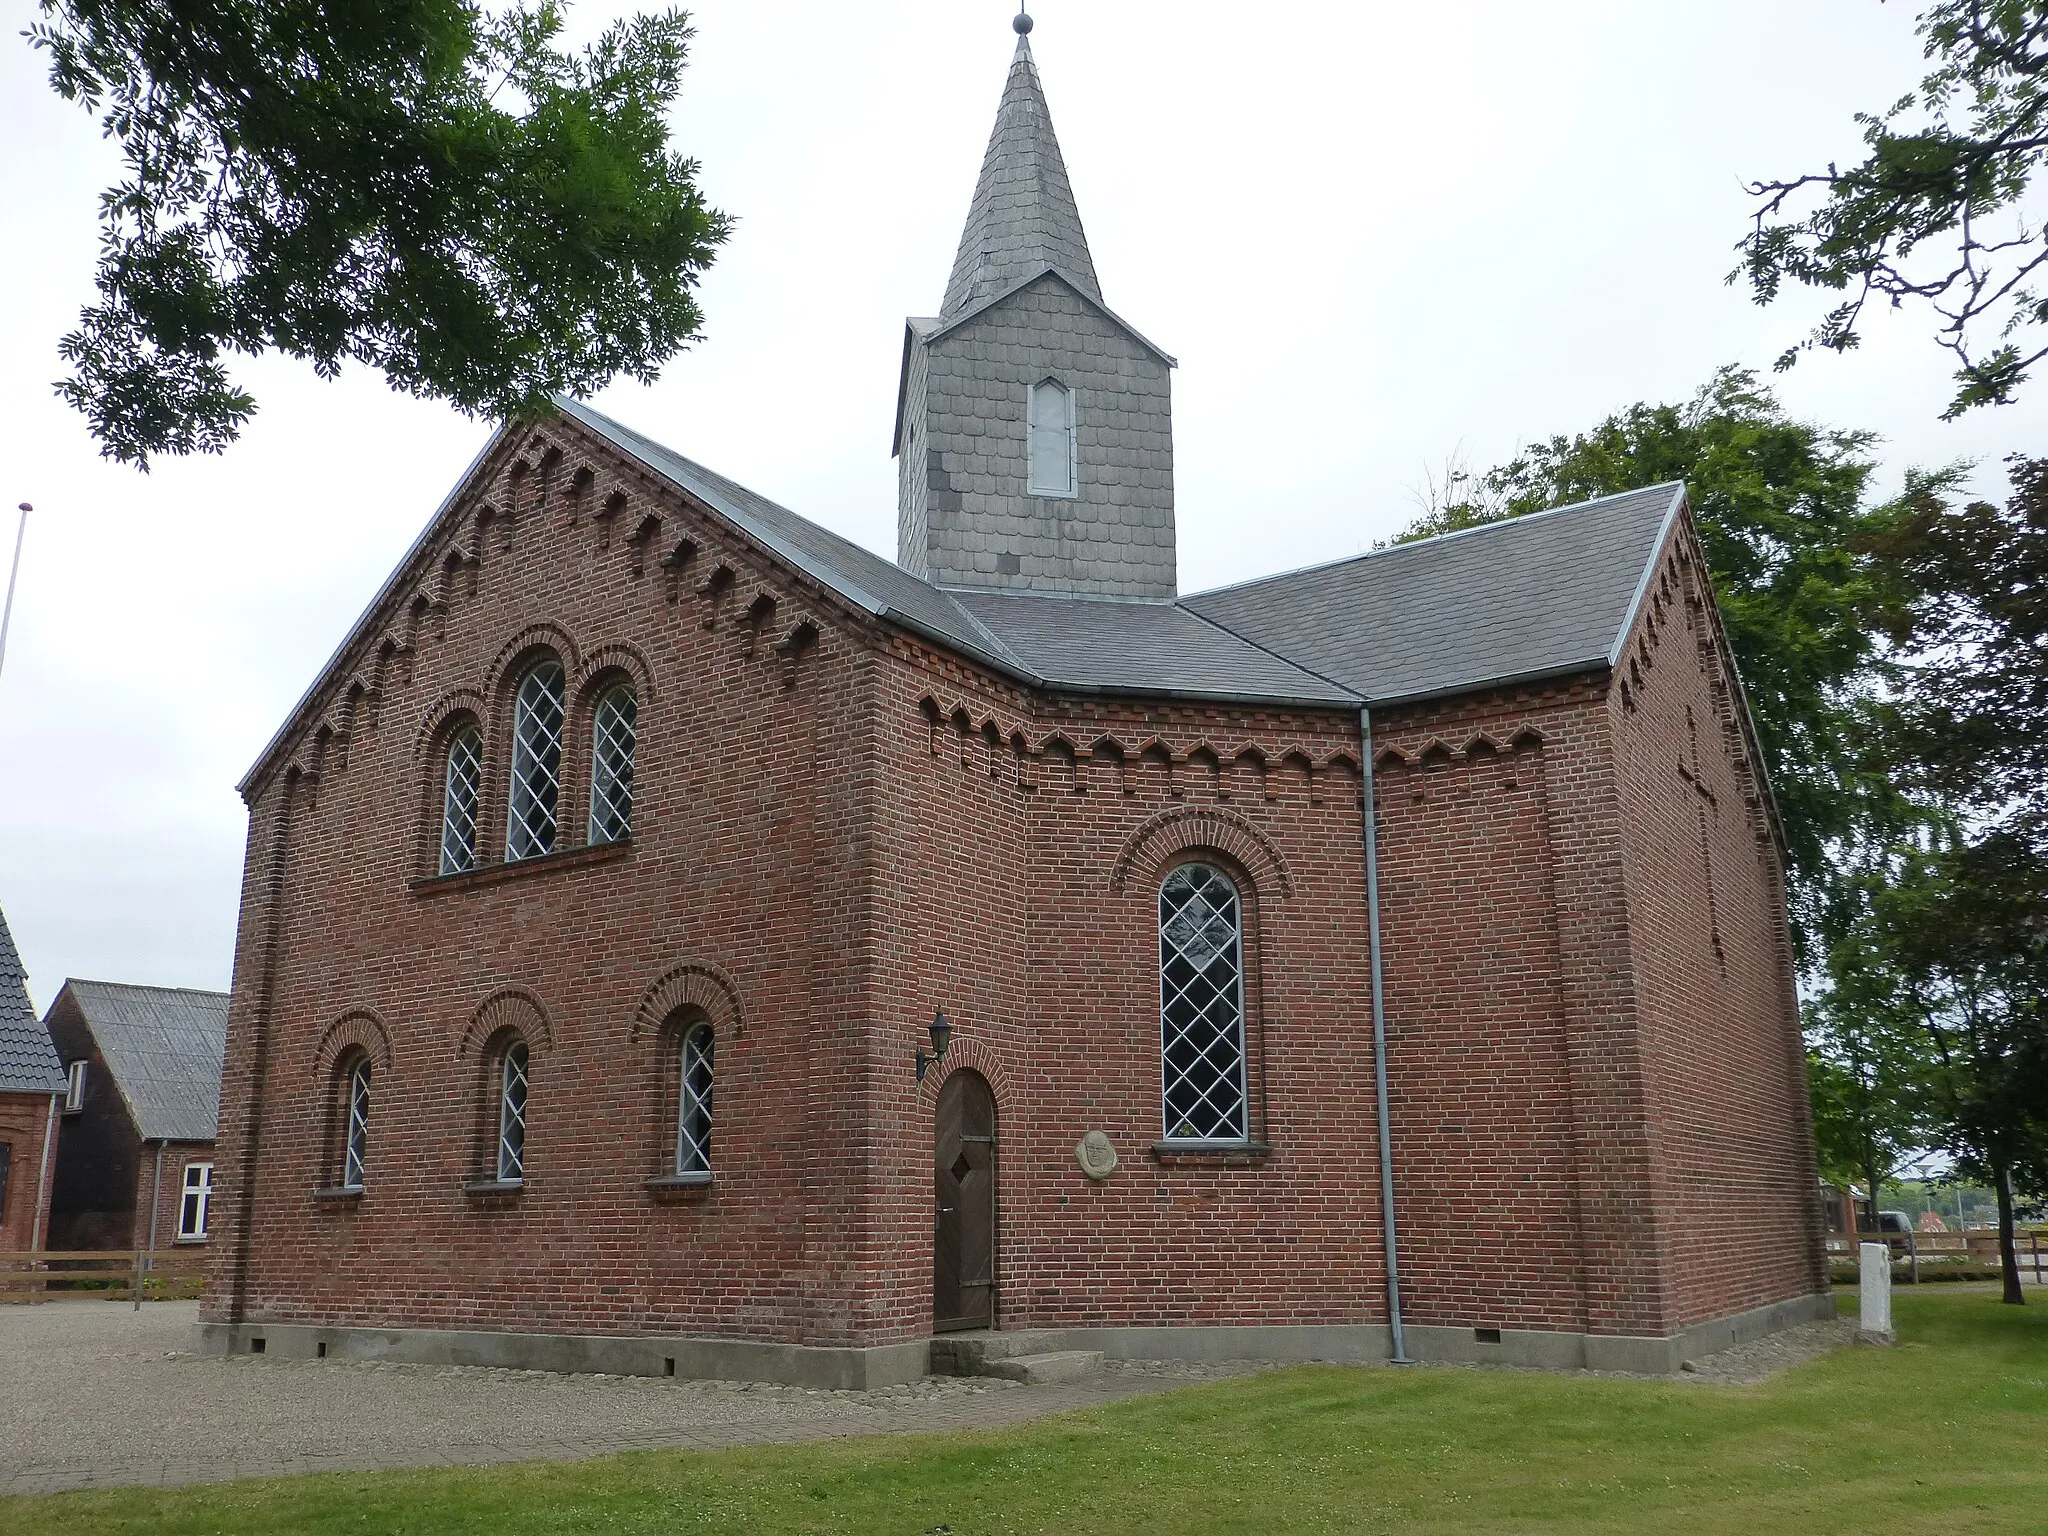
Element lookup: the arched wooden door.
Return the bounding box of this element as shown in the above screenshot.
[933,1069,997,1332]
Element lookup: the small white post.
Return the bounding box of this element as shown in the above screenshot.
[1857,1241,1894,1345]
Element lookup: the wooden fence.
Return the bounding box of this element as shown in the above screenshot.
[1824,1227,2048,1284]
[0,1249,207,1304]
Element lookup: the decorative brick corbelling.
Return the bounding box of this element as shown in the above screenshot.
[631,961,745,1042]
[458,986,554,1059]
[1110,804,1294,899]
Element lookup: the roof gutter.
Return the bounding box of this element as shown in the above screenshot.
[1360,706,1411,1364]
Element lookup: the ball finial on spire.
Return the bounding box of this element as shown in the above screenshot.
[1013,7,1032,34]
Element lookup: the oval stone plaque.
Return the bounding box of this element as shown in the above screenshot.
[1076,1129,1119,1181]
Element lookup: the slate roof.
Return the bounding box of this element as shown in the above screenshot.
[1184,484,1686,707]
[0,906,64,1096]
[59,981,229,1142]
[941,35,1100,321]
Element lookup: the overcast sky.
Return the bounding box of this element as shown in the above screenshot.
[2,0,2041,1011]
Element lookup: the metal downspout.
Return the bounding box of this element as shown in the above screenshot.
[33,1092,58,1251]
[140,1141,165,1311]
[1361,707,1411,1364]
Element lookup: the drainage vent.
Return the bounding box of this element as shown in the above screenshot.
[1473,1327,1502,1345]
[664,1358,676,1377]
[250,1337,266,1354]
[317,1342,328,1358]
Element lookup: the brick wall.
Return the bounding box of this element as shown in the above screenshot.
[202,407,1821,1350]
[0,1092,57,1250]
[132,1143,215,1250]
[1608,522,1826,1325]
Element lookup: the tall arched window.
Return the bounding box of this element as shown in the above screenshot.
[438,724,483,874]
[497,1040,530,1183]
[1027,378,1076,497]
[1159,863,1248,1142]
[589,685,638,846]
[675,1023,713,1177]
[506,661,565,861]
[341,1056,371,1190]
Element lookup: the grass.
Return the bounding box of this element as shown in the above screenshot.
[7,1290,2046,1535]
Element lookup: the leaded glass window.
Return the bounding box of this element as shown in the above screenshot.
[589,685,637,846]
[439,725,482,874]
[1027,378,1076,497]
[1159,863,1248,1142]
[497,1041,529,1183]
[506,662,565,861]
[342,1056,371,1190]
[676,1024,713,1176]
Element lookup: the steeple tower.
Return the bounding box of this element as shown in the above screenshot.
[894,12,1176,598]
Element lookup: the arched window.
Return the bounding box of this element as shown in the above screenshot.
[438,724,483,875]
[675,1023,713,1177]
[1159,863,1248,1142]
[506,661,565,861]
[341,1055,371,1190]
[497,1040,530,1183]
[589,685,637,846]
[1027,378,1076,497]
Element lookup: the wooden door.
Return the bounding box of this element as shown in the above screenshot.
[933,1069,996,1332]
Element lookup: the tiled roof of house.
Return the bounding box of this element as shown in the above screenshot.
[57,980,229,1142]
[0,906,64,1095]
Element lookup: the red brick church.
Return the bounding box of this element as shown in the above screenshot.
[199,20,1827,1382]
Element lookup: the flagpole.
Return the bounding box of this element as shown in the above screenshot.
[0,503,26,684]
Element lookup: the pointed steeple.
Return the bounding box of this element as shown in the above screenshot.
[940,33,1102,320]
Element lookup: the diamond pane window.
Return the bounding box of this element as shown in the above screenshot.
[589,685,637,846]
[439,726,483,874]
[342,1057,371,1190]
[497,1041,529,1183]
[506,662,565,861]
[1159,863,1248,1142]
[675,1024,713,1176]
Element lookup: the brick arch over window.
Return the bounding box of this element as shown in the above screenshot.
[458,986,554,1059]
[923,1033,1014,1110]
[573,642,656,704]
[312,1008,394,1080]
[411,689,489,770]
[482,622,583,705]
[1110,805,1294,900]
[631,961,744,1043]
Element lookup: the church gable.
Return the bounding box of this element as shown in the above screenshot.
[240,409,838,811]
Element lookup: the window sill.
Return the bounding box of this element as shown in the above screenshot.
[413,837,631,896]
[311,1185,364,1204]
[1148,1140,1273,1167]
[645,1172,714,1200]
[463,1178,526,1200]
[172,1236,208,1245]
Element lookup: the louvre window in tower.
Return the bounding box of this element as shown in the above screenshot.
[1027,378,1076,497]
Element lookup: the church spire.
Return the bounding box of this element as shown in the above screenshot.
[940,19,1102,321]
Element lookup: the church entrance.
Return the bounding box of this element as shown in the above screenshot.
[933,1069,997,1332]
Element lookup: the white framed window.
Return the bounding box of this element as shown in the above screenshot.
[1159,863,1249,1142]
[1027,378,1077,498]
[63,1059,87,1113]
[438,724,483,874]
[497,1040,530,1183]
[506,662,566,861]
[178,1162,213,1240]
[589,685,638,846]
[675,1024,714,1177]
[342,1057,371,1190]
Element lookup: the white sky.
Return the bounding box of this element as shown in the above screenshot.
[2,0,2042,1010]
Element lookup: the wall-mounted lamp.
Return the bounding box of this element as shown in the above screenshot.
[915,1009,953,1083]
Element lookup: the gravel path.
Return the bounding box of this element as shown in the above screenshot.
[0,1300,1850,1497]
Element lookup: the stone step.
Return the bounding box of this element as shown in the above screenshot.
[928,1330,1068,1376]
[979,1349,1105,1385]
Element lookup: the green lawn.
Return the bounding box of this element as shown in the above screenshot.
[10,1290,2047,1535]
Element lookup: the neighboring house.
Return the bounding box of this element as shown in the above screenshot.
[0,907,65,1251]
[197,20,1827,1383]
[44,981,229,1251]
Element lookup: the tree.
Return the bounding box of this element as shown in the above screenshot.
[28,0,731,467]
[1402,367,1913,959]
[1877,821,2048,1304]
[1737,2,2048,417]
